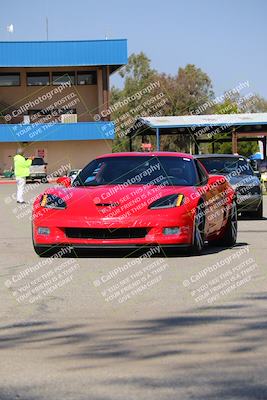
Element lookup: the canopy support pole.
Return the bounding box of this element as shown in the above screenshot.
[232,129,238,154]
[129,133,133,152]
[156,128,160,151]
[263,136,267,159]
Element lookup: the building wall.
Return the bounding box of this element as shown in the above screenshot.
[0,66,107,124]
[0,139,113,175]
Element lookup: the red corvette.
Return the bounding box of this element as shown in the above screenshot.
[32,152,237,256]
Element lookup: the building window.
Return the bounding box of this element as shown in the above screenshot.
[28,108,77,123]
[0,73,20,86]
[77,71,97,85]
[27,72,50,86]
[52,72,75,85]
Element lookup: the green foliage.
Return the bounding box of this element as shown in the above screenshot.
[110,52,265,155]
[111,56,214,152]
[158,65,214,151]
[111,53,158,152]
[210,100,259,157]
[119,52,156,88]
[244,94,267,112]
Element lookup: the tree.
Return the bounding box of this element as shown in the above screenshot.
[110,52,159,152]
[209,99,259,157]
[242,94,267,113]
[158,65,214,151]
[110,53,265,156]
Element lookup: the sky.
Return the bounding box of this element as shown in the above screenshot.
[1,0,267,98]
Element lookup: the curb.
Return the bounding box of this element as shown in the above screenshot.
[0,180,16,184]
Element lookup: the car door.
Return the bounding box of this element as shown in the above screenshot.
[195,160,224,236]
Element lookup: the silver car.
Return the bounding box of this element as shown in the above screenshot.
[28,157,47,182]
[195,154,263,219]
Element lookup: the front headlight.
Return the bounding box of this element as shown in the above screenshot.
[40,194,67,209]
[148,194,184,210]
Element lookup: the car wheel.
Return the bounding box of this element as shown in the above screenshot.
[251,200,263,219]
[242,201,263,219]
[190,204,205,255]
[219,201,238,247]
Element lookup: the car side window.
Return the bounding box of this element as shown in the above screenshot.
[195,160,208,186]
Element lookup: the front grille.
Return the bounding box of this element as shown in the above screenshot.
[65,228,148,239]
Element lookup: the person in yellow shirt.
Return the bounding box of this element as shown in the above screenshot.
[14,148,34,204]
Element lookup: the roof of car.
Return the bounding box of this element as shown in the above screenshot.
[195,154,246,159]
[96,152,194,159]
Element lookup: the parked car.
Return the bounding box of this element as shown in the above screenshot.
[32,152,237,257]
[250,159,267,193]
[68,169,82,181]
[195,154,263,219]
[261,171,267,192]
[28,157,47,182]
[56,169,81,185]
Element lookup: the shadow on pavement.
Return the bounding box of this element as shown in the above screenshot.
[1,292,267,399]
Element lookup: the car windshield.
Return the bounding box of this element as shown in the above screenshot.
[73,156,197,187]
[199,157,253,176]
[31,158,44,166]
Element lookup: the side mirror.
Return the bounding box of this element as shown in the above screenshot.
[197,176,208,186]
[249,160,258,171]
[254,171,261,178]
[57,176,71,188]
[208,174,226,186]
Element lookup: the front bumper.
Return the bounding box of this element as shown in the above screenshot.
[28,173,47,179]
[236,194,262,212]
[33,210,194,247]
[33,243,191,251]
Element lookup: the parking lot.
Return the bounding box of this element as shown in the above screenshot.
[1,183,267,400]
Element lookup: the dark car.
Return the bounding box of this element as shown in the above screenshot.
[195,154,263,219]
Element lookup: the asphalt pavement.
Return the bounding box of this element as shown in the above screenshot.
[0,183,267,400]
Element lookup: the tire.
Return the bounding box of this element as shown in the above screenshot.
[251,201,263,219]
[242,201,263,220]
[218,201,238,247]
[190,204,206,255]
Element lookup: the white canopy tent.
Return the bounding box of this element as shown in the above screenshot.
[129,113,267,156]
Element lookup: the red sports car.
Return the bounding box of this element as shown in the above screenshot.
[32,152,237,256]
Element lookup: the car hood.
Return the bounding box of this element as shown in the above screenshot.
[40,184,196,218]
[225,174,260,188]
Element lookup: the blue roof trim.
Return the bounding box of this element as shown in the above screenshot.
[0,39,127,67]
[0,122,114,142]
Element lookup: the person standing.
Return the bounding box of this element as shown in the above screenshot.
[14,148,34,204]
